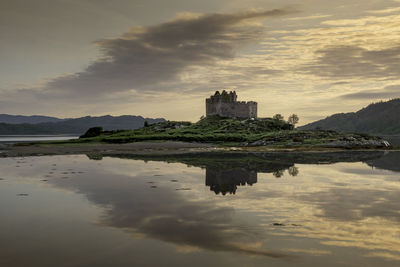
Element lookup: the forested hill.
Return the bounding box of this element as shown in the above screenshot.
[300,99,400,135]
[0,115,165,135]
[0,114,63,124]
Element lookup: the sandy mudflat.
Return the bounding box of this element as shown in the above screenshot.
[0,141,397,157]
[0,141,218,157]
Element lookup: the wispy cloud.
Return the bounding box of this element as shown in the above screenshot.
[300,45,400,80]
[285,14,332,21]
[366,6,400,14]
[340,85,400,99]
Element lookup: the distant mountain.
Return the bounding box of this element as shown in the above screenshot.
[300,99,400,135]
[0,114,63,124]
[0,115,165,135]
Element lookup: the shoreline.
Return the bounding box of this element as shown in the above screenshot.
[0,141,398,157]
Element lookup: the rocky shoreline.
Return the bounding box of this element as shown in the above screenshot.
[0,141,397,158]
[247,137,391,148]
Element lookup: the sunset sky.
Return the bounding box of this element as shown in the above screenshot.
[1,0,400,124]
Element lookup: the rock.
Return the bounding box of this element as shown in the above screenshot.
[248,140,275,146]
[383,140,391,147]
[86,153,103,160]
[286,142,302,146]
[249,140,266,146]
[320,139,391,148]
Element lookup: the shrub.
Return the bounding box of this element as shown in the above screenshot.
[80,127,103,138]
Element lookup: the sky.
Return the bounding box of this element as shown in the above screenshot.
[1,0,400,124]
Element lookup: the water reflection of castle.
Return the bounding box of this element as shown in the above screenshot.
[206,168,257,195]
[100,151,388,195]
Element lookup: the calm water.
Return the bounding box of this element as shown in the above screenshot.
[0,151,400,266]
[0,135,78,143]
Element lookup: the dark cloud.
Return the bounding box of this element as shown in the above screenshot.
[300,45,400,80]
[330,81,350,86]
[340,85,400,100]
[44,8,296,97]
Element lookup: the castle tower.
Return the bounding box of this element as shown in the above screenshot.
[205,91,257,118]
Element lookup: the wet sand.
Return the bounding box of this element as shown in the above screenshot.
[0,141,397,157]
[0,141,216,157]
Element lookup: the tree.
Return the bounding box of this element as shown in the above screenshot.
[273,114,284,121]
[288,114,299,125]
[273,170,284,178]
[80,126,103,138]
[288,166,299,176]
[144,120,149,127]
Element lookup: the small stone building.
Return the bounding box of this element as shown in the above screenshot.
[205,90,257,118]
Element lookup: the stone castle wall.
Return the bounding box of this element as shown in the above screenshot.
[205,90,257,118]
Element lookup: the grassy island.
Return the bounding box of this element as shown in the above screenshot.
[63,116,389,149]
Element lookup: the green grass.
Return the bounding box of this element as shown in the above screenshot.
[34,116,384,147]
[91,116,293,144]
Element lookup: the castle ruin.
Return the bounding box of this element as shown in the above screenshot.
[206,90,257,118]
